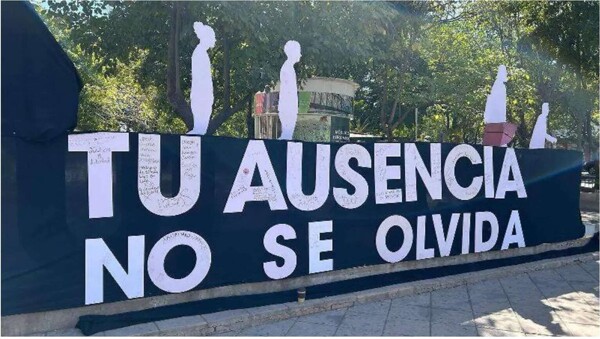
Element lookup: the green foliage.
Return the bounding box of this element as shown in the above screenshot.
[36,3,186,134]
[36,0,598,157]
[77,49,187,133]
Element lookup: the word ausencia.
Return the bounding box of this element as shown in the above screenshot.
[71,133,527,305]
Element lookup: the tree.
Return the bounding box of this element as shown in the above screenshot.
[375,3,432,141]
[414,0,598,150]
[523,0,599,157]
[37,5,182,134]
[39,0,598,154]
[43,1,393,136]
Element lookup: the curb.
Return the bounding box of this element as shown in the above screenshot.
[10,231,597,335]
[39,251,599,336]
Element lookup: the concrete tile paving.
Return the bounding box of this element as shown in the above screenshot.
[431,322,477,336]
[226,258,599,336]
[296,308,347,327]
[236,318,296,336]
[345,299,390,316]
[287,321,338,336]
[431,307,474,326]
[383,317,430,336]
[431,285,472,311]
[335,311,387,336]
[388,304,430,322]
[392,292,430,307]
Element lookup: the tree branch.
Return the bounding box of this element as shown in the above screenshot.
[206,93,253,135]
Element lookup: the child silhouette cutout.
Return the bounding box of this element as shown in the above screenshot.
[188,22,215,135]
[278,40,301,140]
[529,103,557,149]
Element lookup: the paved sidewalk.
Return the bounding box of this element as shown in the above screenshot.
[217,259,599,336]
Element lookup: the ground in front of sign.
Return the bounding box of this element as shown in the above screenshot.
[224,257,599,337]
[41,249,599,337]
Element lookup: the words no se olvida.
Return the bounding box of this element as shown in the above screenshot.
[69,133,528,304]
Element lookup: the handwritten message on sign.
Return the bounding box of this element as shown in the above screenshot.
[1,132,584,314]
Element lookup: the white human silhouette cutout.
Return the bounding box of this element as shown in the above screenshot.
[484,65,508,124]
[278,40,301,140]
[529,103,557,149]
[188,22,215,135]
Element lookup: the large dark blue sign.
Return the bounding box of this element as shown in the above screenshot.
[1,133,585,315]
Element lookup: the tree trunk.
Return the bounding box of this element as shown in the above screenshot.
[385,100,398,141]
[246,95,254,138]
[516,110,528,147]
[222,36,231,112]
[379,64,389,130]
[441,112,449,142]
[166,2,194,131]
[577,50,591,160]
[205,35,252,135]
[585,112,592,160]
[582,77,592,161]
